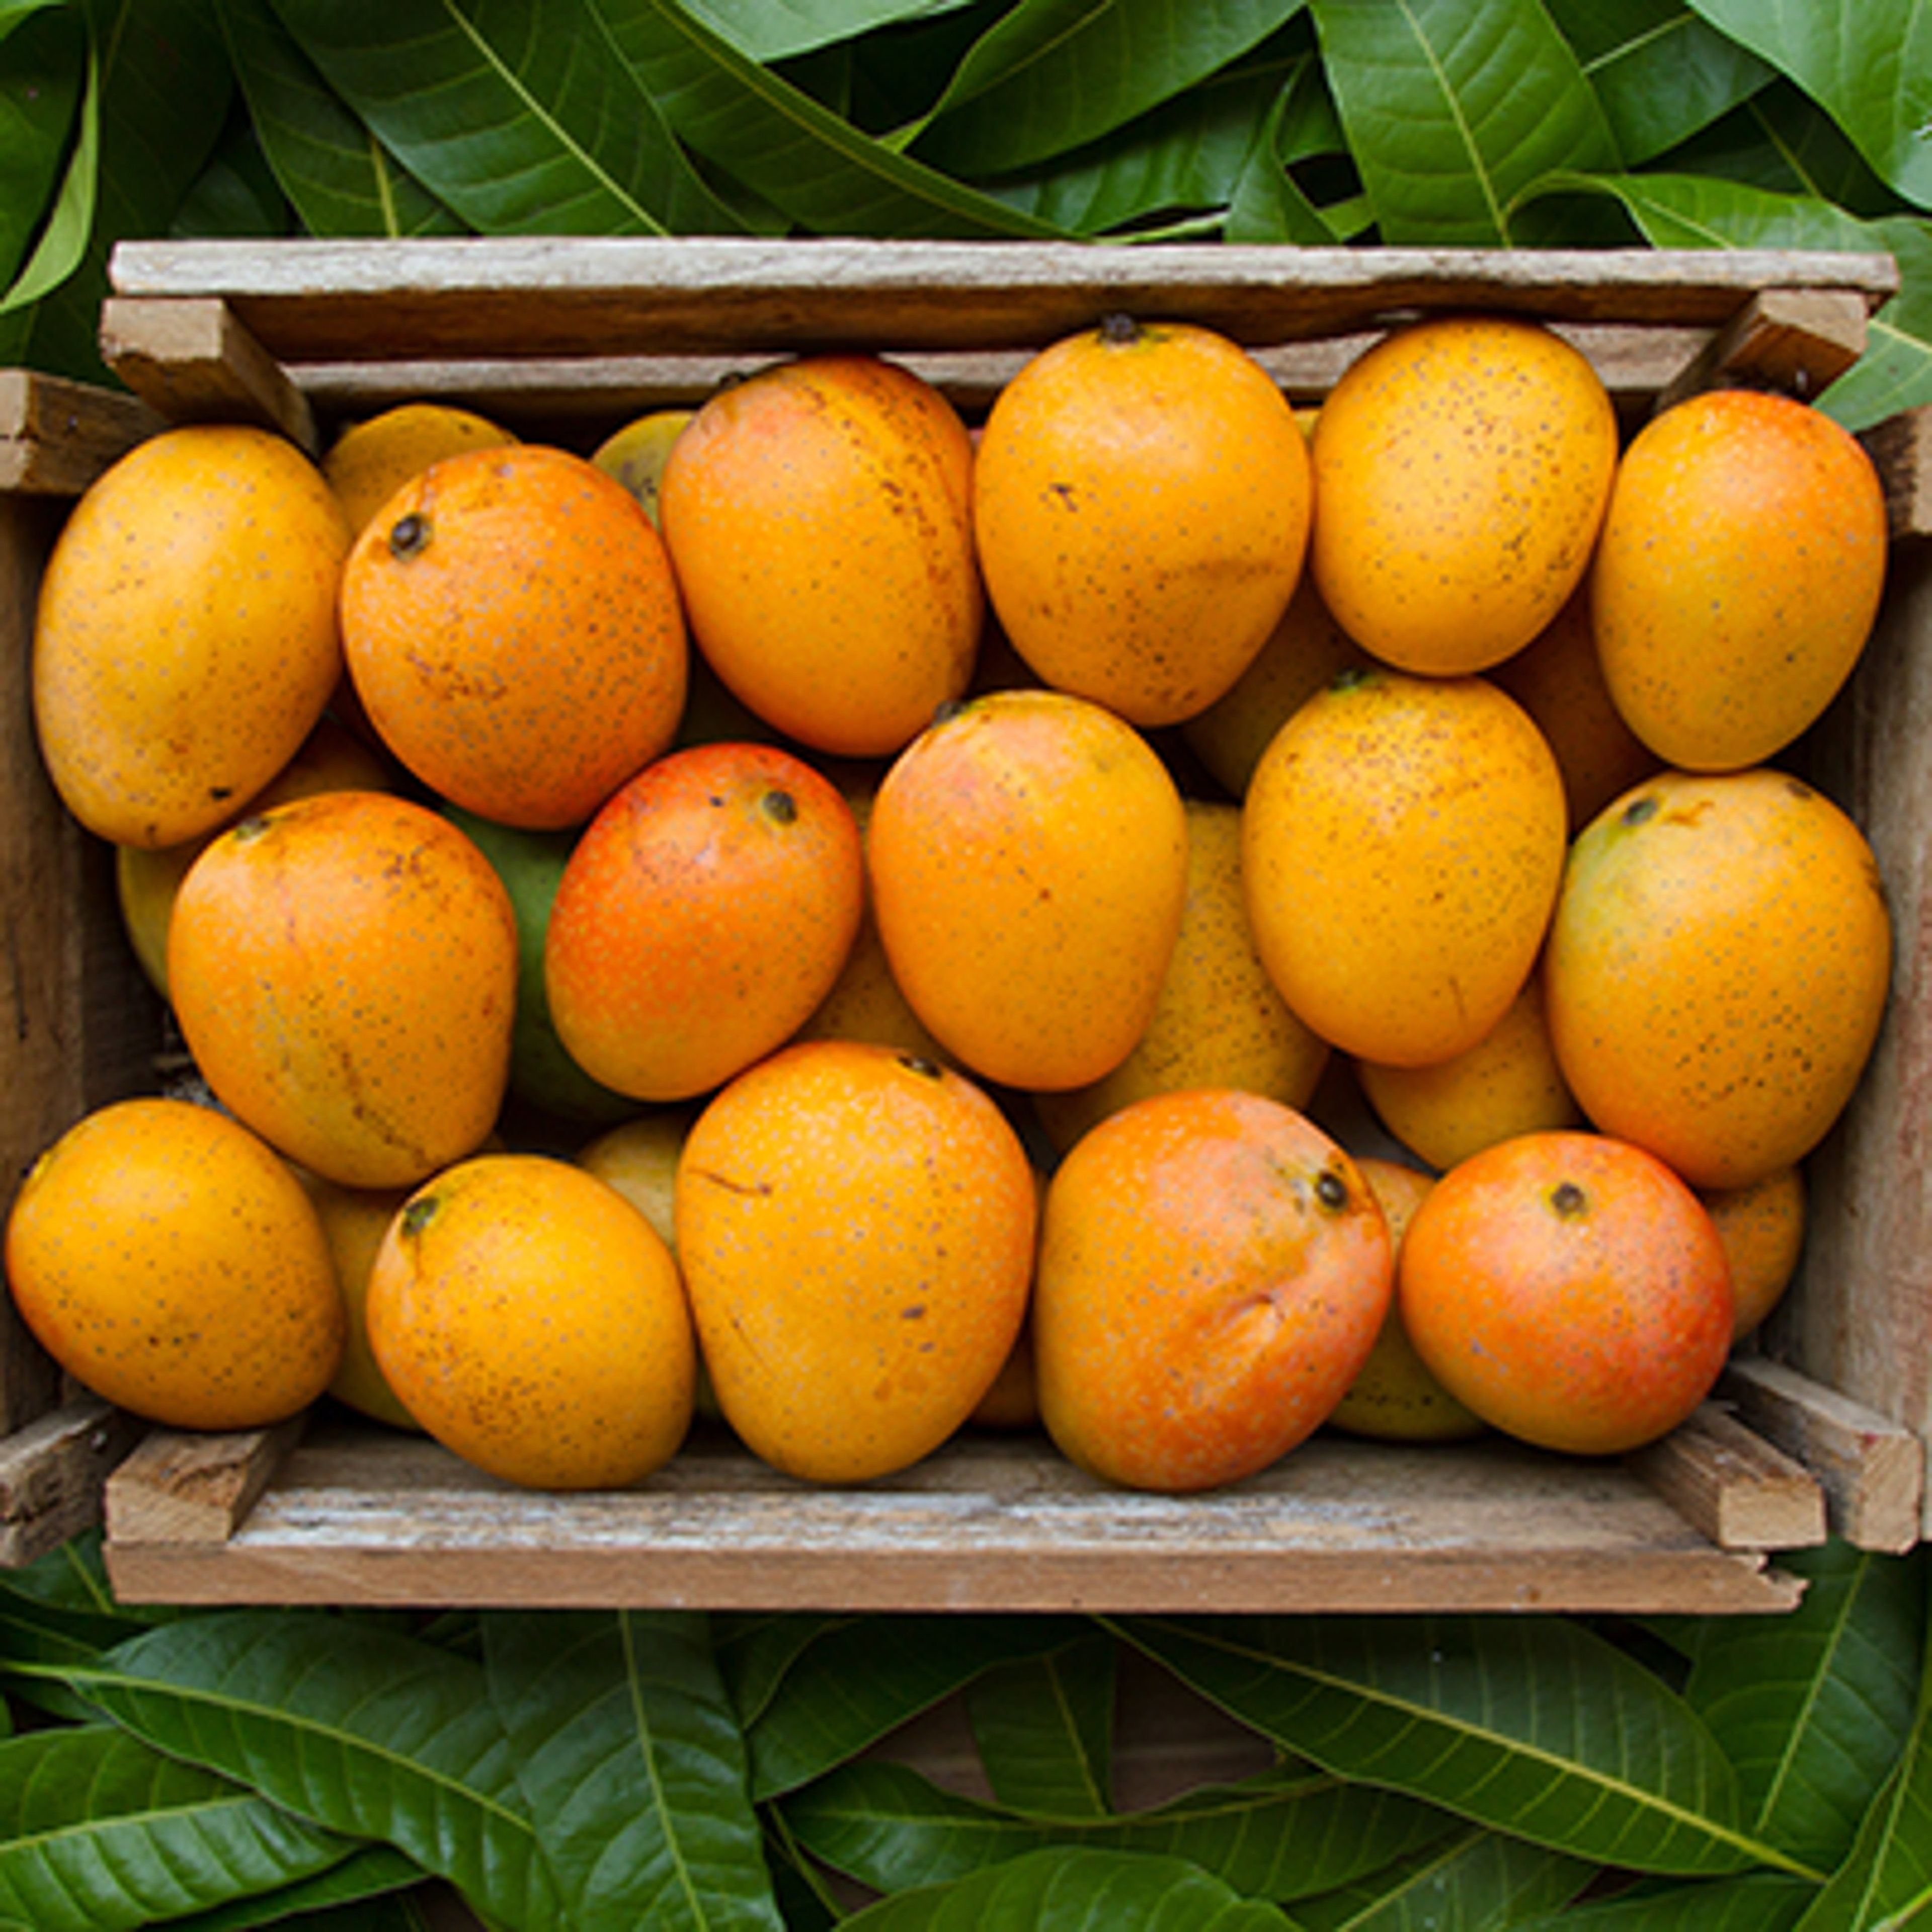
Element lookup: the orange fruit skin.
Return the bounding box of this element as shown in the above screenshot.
[675,1040,1037,1485]
[366,1153,695,1491]
[1398,1130,1735,1457]
[974,316,1312,728]
[1310,314,1617,677]
[1701,1163,1807,1343]
[323,401,519,538]
[1544,768,1892,1191]
[1590,387,1888,772]
[168,791,519,1191]
[33,423,352,849]
[867,688,1190,1092]
[658,354,982,758]
[5,1098,345,1431]
[340,443,687,830]
[545,741,865,1104]
[1242,668,1569,1068]
[1033,1089,1393,1494]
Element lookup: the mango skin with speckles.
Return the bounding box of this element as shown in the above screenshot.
[658,354,983,759]
[973,315,1313,729]
[1544,767,1892,1192]
[4,1098,345,1431]
[867,688,1190,1093]
[1310,314,1618,678]
[32,424,352,849]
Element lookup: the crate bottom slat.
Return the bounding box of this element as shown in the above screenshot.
[102,1413,1807,1615]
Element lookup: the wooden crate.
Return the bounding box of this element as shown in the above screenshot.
[4,239,1928,1613]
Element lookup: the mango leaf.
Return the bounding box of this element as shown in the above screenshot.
[714,1612,853,1731]
[153,1843,427,1930]
[1685,0,1932,210]
[1224,64,1357,242]
[268,0,751,235]
[1655,82,1904,216]
[219,0,464,236]
[170,107,294,237]
[0,1723,356,1931]
[782,1757,1457,1900]
[965,1631,1116,1817]
[0,23,94,315]
[1290,1820,1594,1930]
[690,0,987,63]
[837,1843,1300,1929]
[1116,1615,1790,1877]
[1545,0,1772,164]
[1679,1544,1926,1875]
[483,1609,782,1932]
[1819,213,1932,431]
[906,0,1303,178]
[592,0,1070,236]
[1307,0,1621,244]
[1515,1871,1818,1931]
[51,1610,564,1929]
[0,2,83,287]
[745,1614,1095,1801]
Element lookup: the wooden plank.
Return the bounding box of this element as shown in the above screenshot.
[105,239,1899,366]
[102,1417,1805,1614]
[1720,1357,1924,1553]
[1627,1401,1827,1551]
[1862,405,1932,540]
[1653,287,1872,412]
[97,298,318,452]
[104,1416,308,1546]
[0,370,162,496]
[0,1397,147,1566]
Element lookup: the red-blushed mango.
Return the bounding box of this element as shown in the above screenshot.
[1310,314,1617,677]
[366,1153,695,1490]
[674,1040,1037,1484]
[658,354,982,757]
[1544,768,1891,1191]
[33,423,351,849]
[1242,668,1568,1068]
[973,314,1312,728]
[1032,1088,1393,1494]
[168,791,518,1190]
[867,689,1190,1092]
[1398,1130,1735,1457]
[340,443,686,830]
[1590,387,1887,772]
[545,741,864,1103]
[5,1098,344,1431]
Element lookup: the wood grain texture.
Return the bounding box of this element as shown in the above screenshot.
[0,371,163,496]
[0,1397,146,1566]
[1627,1400,1827,1551]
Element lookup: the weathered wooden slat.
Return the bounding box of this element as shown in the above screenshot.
[0,371,162,496]
[0,1397,147,1566]
[97,298,318,451]
[1627,1400,1827,1551]
[1863,405,1932,540]
[104,1416,308,1547]
[105,239,1900,365]
[1653,286,1872,412]
[102,1417,1806,1615]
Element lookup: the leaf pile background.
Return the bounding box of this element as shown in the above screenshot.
[3,2,1931,1925]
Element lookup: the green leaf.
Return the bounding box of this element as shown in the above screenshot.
[1684,0,1932,209]
[170,107,293,237]
[1224,64,1357,242]
[1655,83,1905,216]
[837,1843,1300,1929]
[782,1757,1457,1901]
[219,0,464,236]
[593,0,1070,236]
[1515,1871,1818,1931]
[965,1632,1117,1818]
[56,1611,564,1929]
[0,2,84,286]
[152,1843,427,1930]
[1681,1543,1926,1874]
[268,0,752,234]
[1823,213,1932,431]
[484,1609,783,1932]
[906,0,1304,177]
[1291,1820,1593,1930]
[1546,0,1772,164]
[689,0,984,63]
[0,1723,355,1931]
[746,1615,1096,1801]
[0,27,95,315]
[715,1613,853,1731]
[1116,1616,1798,1878]
[1308,0,1623,243]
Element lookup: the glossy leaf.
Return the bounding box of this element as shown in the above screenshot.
[715,1612,852,1732]
[0,1723,355,1931]
[1545,0,1770,164]
[219,0,465,235]
[1118,1615,1784,1876]
[269,0,751,235]
[0,26,93,315]
[0,3,83,287]
[1825,213,1932,431]
[592,0,1067,235]
[746,1614,1094,1801]
[965,1633,1117,1817]
[1291,1820,1593,1930]
[1514,1871,1818,1931]
[1685,0,1932,209]
[907,0,1302,177]
[1308,0,1620,243]
[58,1611,564,1929]
[155,1843,426,1930]
[1657,83,1903,217]
[690,0,983,62]
[484,1609,782,1932]
[1224,65,1357,242]
[1681,1544,1926,1874]
[838,1843,1300,1929]
[782,1757,1456,1900]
